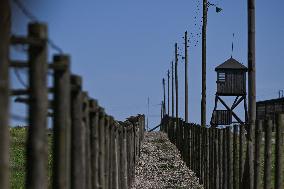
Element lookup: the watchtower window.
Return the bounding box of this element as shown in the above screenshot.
[218,72,226,82]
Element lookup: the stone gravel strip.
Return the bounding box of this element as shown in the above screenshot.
[131,132,203,189]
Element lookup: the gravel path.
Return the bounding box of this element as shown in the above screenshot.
[131,132,203,189]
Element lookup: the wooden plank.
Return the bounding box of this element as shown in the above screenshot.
[0,1,10,188]
[53,55,71,189]
[26,23,48,189]
[98,107,105,189]
[227,127,233,189]
[239,124,244,189]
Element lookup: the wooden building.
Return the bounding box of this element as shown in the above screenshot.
[211,57,248,126]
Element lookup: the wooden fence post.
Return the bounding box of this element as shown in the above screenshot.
[26,22,48,189]
[205,127,209,189]
[218,129,223,189]
[53,54,71,189]
[108,116,114,189]
[222,128,227,189]
[263,120,272,189]
[254,120,262,189]
[275,114,284,189]
[233,125,238,189]
[112,121,119,189]
[214,128,219,189]
[104,115,110,189]
[70,75,85,189]
[0,1,10,188]
[98,107,106,189]
[82,92,91,189]
[120,125,128,189]
[89,99,99,189]
[239,124,244,189]
[227,127,233,189]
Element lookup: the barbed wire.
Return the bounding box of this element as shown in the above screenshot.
[12,0,64,54]
[13,68,28,88]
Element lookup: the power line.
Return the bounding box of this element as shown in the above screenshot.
[12,0,64,54]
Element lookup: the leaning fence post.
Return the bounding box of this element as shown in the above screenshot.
[263,120,272,189]
[0,1,10,188]
[254,120,262,189]
[70,75,85,189]
[89,99,99,189]
[275,114,284,189]
[53,54,71,189]
[26,22,48,189]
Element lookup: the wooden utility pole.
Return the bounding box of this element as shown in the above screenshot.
[184,31,189,123]
[175,43,179,120]
[201,0,208,127]
[0,1,10,188]
[242,0,256,188]
[167,70,170,116]
[171,61,174,117]
[162,78,166,116]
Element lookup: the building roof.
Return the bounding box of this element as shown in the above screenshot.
[215,57,248,71]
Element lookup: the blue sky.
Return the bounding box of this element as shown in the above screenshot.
[10,0,284,129]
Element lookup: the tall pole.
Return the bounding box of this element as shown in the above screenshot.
[171,61,174,118]
[175,43,179,120]
[0,1,10,188]
[162,78,166,116]
[243,0,256,188]
[167,70,170,116]
[184,31,189,123]
[147,97,149,131]
[201,0,208,127]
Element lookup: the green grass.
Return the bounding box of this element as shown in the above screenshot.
[10,127,53,189]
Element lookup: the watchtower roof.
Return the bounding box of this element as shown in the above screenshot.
[215,57,248,71]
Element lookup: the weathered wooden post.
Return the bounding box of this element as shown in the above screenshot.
[26,22,48,189]
[104,115,110,189]
[204,127,209,189]
[53,54,71,189]
[227,127,233,189]
[233,125,238,189]
[222,128,227,189]
[275,114,284,189]
[214,128,219,189]
[239,124,244,189]
[218,129,223,189]
[70,75,85,189]
[108,116,114,189]
[119,125,128,189]
[98,107,106,189]
[263,120,272,189]
[82,92,91,189]
[0,1,10,188]
[89,99,99,189]
[254,120,262,189]
[112,121,119,189]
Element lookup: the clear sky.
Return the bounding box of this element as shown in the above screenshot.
[10,0,284,129]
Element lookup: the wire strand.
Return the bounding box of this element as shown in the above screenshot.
[12,0,64,54]
[13,68,28,88]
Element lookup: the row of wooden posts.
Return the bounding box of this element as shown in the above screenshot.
[3,22,146,189]
[161,116,284,189]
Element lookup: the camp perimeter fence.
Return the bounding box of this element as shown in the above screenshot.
[1,22,146,189]
[160,116,284,189]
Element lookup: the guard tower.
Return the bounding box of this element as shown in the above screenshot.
[210,57,248,126]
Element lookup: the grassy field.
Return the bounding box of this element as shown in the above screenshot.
[10,128,53,189]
